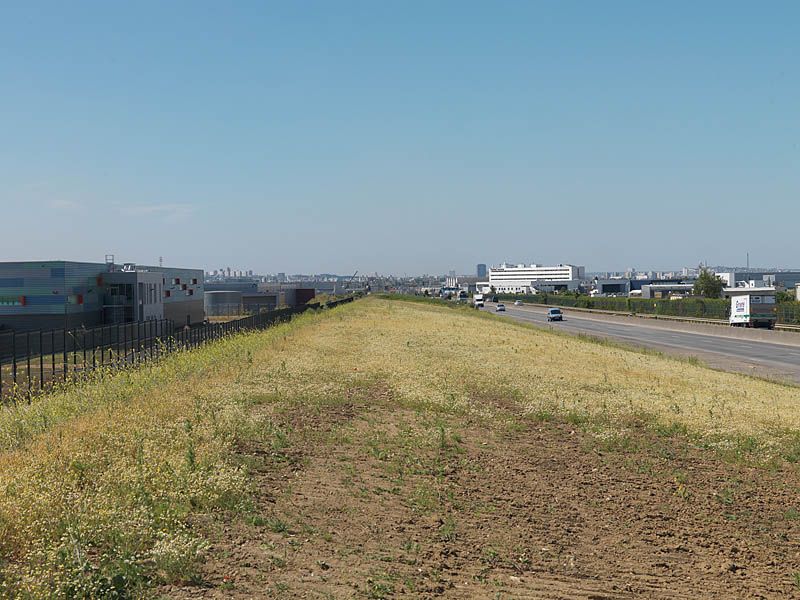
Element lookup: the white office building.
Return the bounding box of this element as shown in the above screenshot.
[480,263,585,294]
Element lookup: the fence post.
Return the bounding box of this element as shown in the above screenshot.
[25,332,31,396]
[79,328,85,375]
[100,326,106,370]
[71,329,77,379]
[154,321,160,361]
[12,332,17,390]
[62,327,67,382]
[39,330,44,393]
[51,330,56,385]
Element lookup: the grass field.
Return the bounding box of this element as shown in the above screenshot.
[1,297,799,597]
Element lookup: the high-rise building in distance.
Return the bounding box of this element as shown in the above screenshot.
[477,264,487,279]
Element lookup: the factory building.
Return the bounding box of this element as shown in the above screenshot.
[716,271,800,290]
[592,278,631,296]
[203,285,316,317]
[0,260,204,333]
[640,283,696,299]
[480,263,585,294]
[203,290,244,317]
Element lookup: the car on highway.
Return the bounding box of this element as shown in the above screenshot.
[514,300,523,306]
[495,303,506,312]
[546,307,563,322]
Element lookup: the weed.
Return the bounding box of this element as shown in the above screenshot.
[270,555,287,568]
[266,517,290,534]
[482,546,501,567]
[717,488,735,506]
[673,476,691,501]
[439,515,457,542]
[246,514,269,527]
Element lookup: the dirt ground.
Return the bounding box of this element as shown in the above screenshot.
[163,384,800,599]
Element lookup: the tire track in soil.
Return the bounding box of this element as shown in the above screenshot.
[165,390,800,599]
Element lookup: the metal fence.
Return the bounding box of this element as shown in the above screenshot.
[0,296,355,402]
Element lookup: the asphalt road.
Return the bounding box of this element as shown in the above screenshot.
[484,302,800,384]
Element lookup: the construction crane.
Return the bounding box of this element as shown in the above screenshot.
[344,271,359,290]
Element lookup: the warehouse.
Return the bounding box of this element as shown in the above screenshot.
[640,283,695,299]
[0,260,204,332]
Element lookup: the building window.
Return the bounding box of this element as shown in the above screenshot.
[173,278,180,285]
[164,290,171,298]
[191,278,198,285]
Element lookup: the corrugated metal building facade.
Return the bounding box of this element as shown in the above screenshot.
[0,261,106,331]
[0,261,204,332]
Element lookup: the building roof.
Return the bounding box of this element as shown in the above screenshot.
[723,287,776,295]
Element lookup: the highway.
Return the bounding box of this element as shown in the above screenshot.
[484,302,800,384]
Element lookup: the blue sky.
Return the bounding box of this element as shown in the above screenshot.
[1,1,797,274]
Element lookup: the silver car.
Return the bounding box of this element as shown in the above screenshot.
[547,307,563,321]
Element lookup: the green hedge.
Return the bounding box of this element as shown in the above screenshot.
[777,303,800,325]
[496,293,800,325]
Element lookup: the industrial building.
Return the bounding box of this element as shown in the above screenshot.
[203,284,316,317]
[0,260,204,333]
[716,271,800,290]
[480,263,585,294]
[640,283,696,299]
[204,291,244,317]
[589,277,693,297]
[592,278,631,296]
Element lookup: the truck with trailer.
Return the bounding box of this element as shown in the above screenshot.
[728,289,777,329]
[473,293,485,308]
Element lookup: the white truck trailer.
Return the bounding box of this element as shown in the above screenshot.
[728,289,777,329]
[473,293,484,308]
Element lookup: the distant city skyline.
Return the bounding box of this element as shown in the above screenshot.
[1,2,798,273]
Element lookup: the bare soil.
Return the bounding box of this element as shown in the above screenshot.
[164,386,800,599]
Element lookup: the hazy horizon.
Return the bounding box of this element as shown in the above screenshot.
[2,2,798,274]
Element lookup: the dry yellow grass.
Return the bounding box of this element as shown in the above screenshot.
[0,296,798,597]
[248,298,800,456]
[0,320,305,597]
